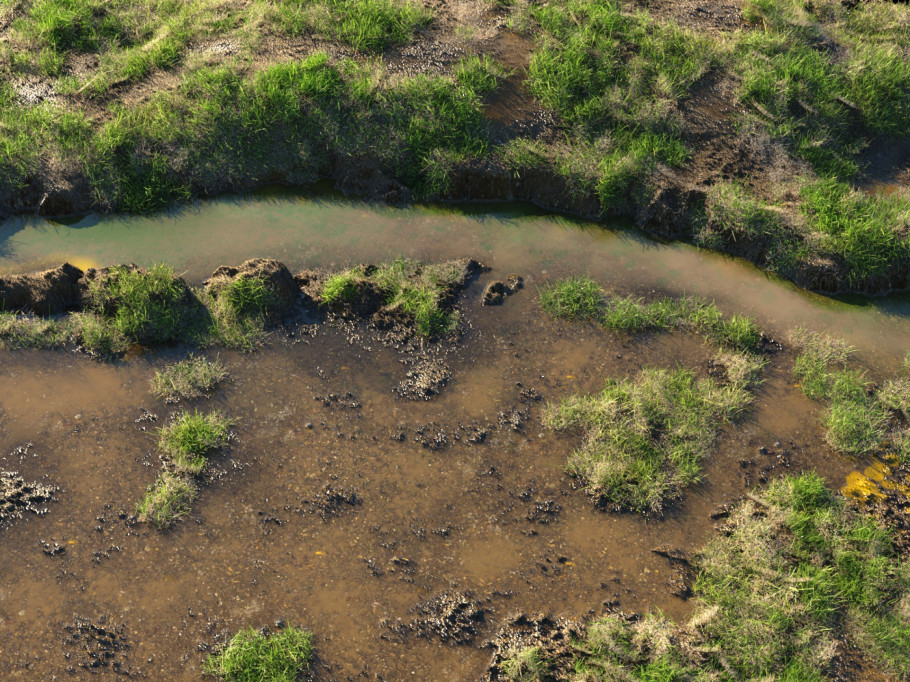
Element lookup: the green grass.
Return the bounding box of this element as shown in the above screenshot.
[518,474,910,680]
[522,0,713,204]
[539,276,762,352]
[545,358,761,513]
[84,264,198,345]
[735,0,910,177]
[800,179,910,288]
[202,274,283,351]
[275,0,430,52]
[320,269,364,306]
[318,258,468,336]
[136,470,196,529]
[202,625,313,682]
[538,276,604,321]
[0,311,70,349]
[499,646,546,681]
[158,409,233,474]
[697,182,809,278]
[151,355,227,403]
[791,328,910,461]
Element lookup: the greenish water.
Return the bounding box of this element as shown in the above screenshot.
[2,191,909,368]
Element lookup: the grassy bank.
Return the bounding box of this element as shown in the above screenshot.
[0,257,469,354]
[493,474,910,680]
[0,0,908,291]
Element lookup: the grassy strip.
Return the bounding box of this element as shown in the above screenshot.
[545,354,762,514]
[151,355,227,403]
[1,47,494,212]
[539,276,762,352]
[499,474,910,680]
[318,257,469,337]
[136,407,233,527]
[202,625,313,682]
[791,328,910,462]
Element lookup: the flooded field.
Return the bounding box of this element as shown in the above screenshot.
[0,194,906,679]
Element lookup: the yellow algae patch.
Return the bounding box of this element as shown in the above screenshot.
[863,460,890,482]
[67,256,101,272]
[841,471,886,503]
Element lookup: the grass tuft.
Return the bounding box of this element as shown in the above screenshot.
[85,264,197,345]
[538,276,604,321]
[136,471,196,529]
[202,625,313,682]
[151,355,227,403]
[158,409,233,475]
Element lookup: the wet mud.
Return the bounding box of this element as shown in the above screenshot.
[0,261,862,680]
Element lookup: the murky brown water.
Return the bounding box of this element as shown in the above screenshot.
[0,194,901,679]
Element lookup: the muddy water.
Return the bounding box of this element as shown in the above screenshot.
[0,194,903,679]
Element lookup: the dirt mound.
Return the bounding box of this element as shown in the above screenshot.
[204,258,302,315]
[484,613,584,681]
[395,357,451,400]
[0,263,84,315]
[411,592,487,644]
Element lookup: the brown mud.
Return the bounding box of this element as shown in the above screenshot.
[0,261,862,680]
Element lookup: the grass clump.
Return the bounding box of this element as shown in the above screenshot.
[84,264,197,345]
[151,355,227,403]
[320,269,364,306]
[276,0,431,52]
[499,646,546,681]
[0,312,70,349]
[158,409,233,474]
[537,276,604,321]
[545,362,760,513]
[539,277,762,352]
[318,258,467,337]
[202,625,313,682]
[136,471,196,529]
[791,328,902,458]
[524,474,910,679]
[203,276,281,351]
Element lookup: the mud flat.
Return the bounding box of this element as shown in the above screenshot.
[3,250,895,679]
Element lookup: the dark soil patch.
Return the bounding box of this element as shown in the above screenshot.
[484,613,584,681]
[62,616,135,676]
[0,263,84,315]
[0,469,55,523]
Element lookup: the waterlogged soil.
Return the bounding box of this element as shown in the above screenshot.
[0,269,859,680]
